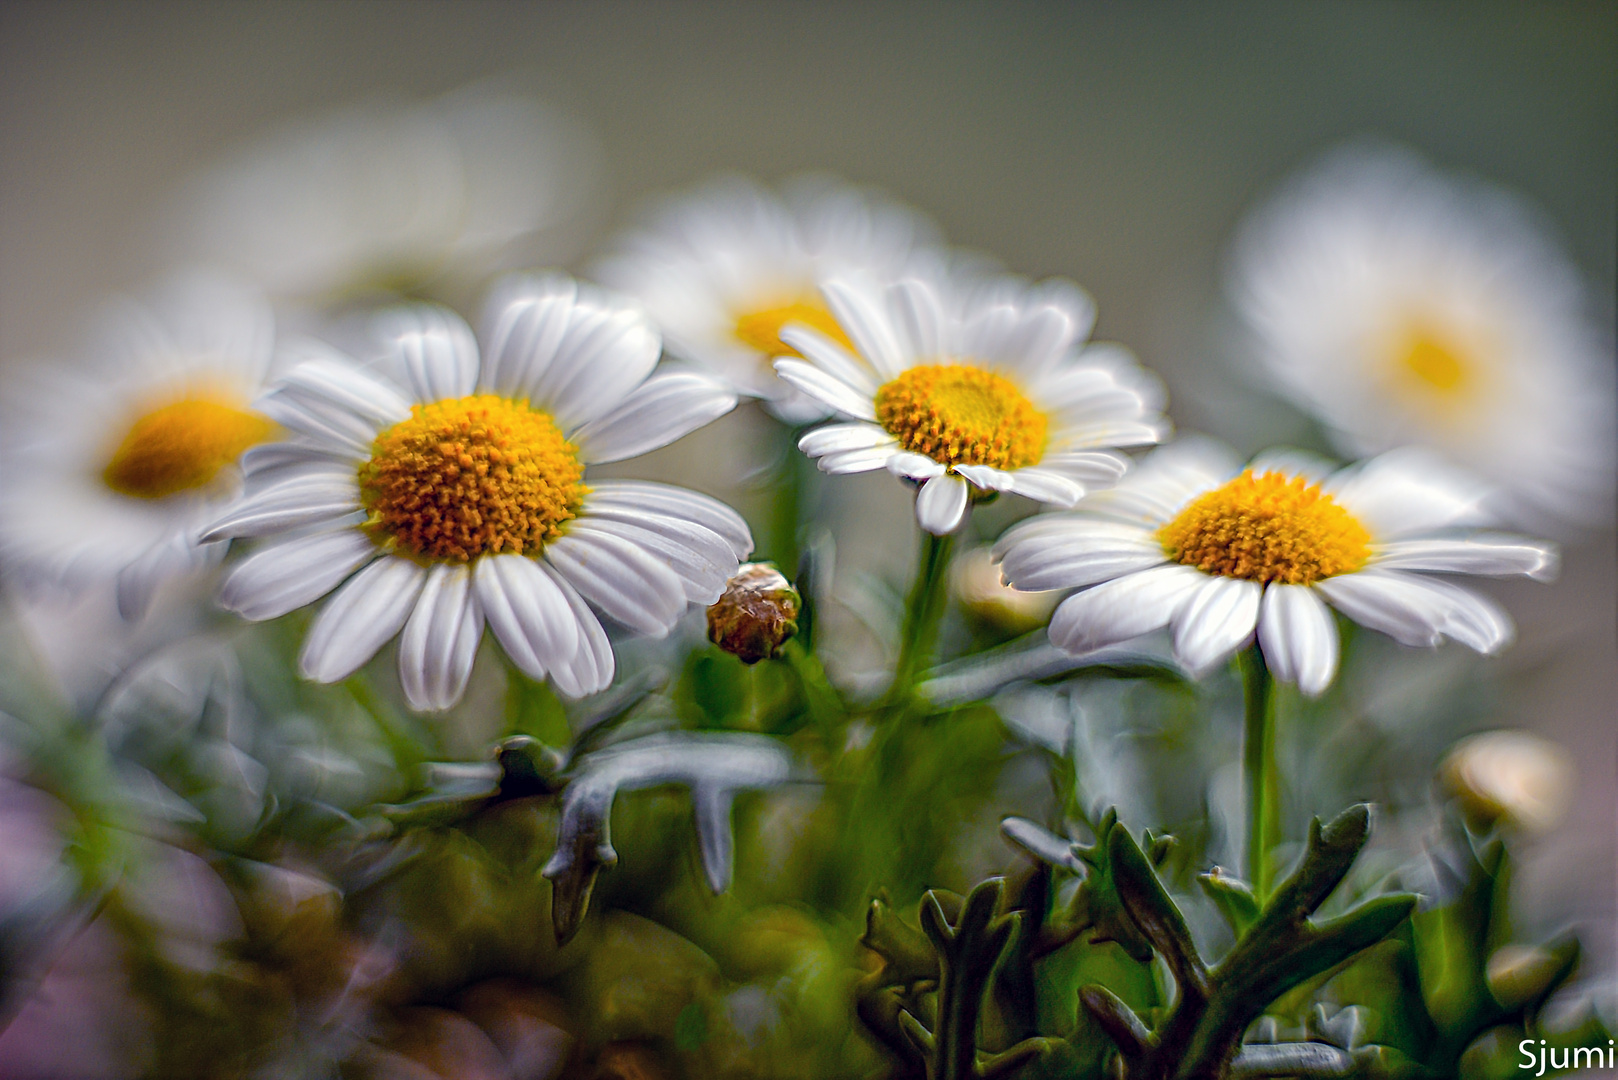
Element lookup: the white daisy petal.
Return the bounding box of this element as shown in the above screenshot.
[220,527,380,621]
[570,517,737,604]
[1370,536,1558,581]
[240,441,360,482]
[777,325,881,397]
[201,469,362,541]
[1000,467,1088,508]
[525,301,663,431]
[797,422,895,457]
[1312,569,1445,648]
[999,525,1167,592]
[1037,451,1132,485]
[474,554,579,682]
[540,563,615,698]
[886,451,947,481]
[915,473,969,535]
[586,481,753,559]
[479,275,579,398]
[772,358,879,421]
[571,371,737,463]
[1047,565,1204,654]
[300,557,427,684]
[819,445,900,475]
[378,305,480,402]
[885,278,950,362]
[1171,576,1263,674]
[820,277,909,378]
[1324,448,1492,538]
[1257,584,1340,697]
[544,530,687,637]
[270,353,413,430]
[117,534,219,621]
[398,563,484,712]
[951,464,1014,491]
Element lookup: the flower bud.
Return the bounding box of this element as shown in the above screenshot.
[1485,944,1564,1009]
[707,563,800,664]
[952,545,1058,633]
[1438,729,1572,833]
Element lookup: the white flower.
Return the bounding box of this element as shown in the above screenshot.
[0,273,277,619]
[204,274,751,711]
[1228,143,1615,531]
[591,174,945,421]
[169,86,601,302]
[994,438,1558,696]
[775,273,1167,534]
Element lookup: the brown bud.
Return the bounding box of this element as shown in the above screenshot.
[706,563,800,664]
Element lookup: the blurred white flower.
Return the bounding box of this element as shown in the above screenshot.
[1228,143,1615,531]
[952,545,1058,633]
[592,174,946,421]
[995,438,1557,695]
[779,273,1166,534]
[205,274,751,711]
[0,273,277,619]
[169,86,601,303]
[1439,728,1573,833]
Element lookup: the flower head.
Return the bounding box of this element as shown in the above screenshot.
[205,274,752,710]
[995,438,1557,695]
[171,86,601,301]
[706,563,801,664]
[778,274,1166,534]
[592,174,945,421]
[0,273,277,618]
[1228,143,1615,531]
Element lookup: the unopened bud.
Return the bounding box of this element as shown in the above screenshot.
[1485,944,1562,1009]
[952,545,1058,633]
[707,563,800,664]
[1438,730,1572,833]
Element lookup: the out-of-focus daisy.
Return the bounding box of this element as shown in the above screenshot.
[0,274,277,619]
[776,274,1166,534]
[995,438,1557,696]
[170,86,601,302]
[591,174,944,421]
[1228,143,1615,530]
[205,274,751,711]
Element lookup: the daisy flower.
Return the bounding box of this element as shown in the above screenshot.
[994,438,1557,696]
[0,273,278,619]
[203,274,750,711]
[1228,143,1615,530]
[591,174,944,421]
[775,273,1167,534]
[170,86,600,302]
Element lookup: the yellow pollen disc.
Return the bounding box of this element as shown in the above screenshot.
[1398,329,1471,394]
[1157,470,1370,585]
[359,394,585,563]
[103,395,278,500]
[874,364,1048,471]
[734,301,856,358]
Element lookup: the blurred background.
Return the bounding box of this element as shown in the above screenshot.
[1,0,1612,987]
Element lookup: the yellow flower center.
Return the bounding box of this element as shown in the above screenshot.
[103,395,278,500]
[1397,329,1470,394]
[1157,470,1370,585]
[874,364,1048,471]
[359,394,585,563]
[734,301,856,358]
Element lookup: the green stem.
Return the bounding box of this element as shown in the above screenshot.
[887,527,958,707]
[1241,645,1280,901]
